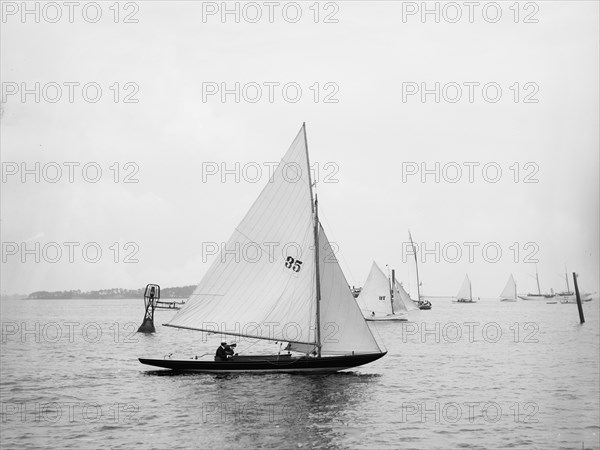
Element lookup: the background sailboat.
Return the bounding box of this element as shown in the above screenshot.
[453,274,476,303]
[408,231,432,310]
[395,280,420,312]
[356,262,408,321]
[139,124,386,373]
[499,274,518,302]
[557,268,593,303]
[518,265,555,300]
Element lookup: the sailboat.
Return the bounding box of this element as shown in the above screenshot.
[518,265,555,300]
[139,124,386,373]
[556,268,592,303]
[356,262,408,321]
[408,231,432,310]
[453,274,476,303]
[499,274,517,302]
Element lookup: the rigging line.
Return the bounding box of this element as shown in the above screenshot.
[367,321,386,353]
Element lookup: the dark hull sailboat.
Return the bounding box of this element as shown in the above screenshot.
[138,124,386,373]
[139,352,386,374]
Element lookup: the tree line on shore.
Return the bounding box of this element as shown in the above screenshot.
[25,285,197,300]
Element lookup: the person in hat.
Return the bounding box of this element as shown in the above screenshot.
[215,341,236,361]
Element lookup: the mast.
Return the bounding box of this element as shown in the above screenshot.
[409,230,422,303]
[535,265,541,295]
[314,196,322,357]
[565,265,570,292]
[303,123,321,357]
[469,276,472,301]
[390,269,396,314]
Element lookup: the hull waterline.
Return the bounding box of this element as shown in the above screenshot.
[364,315,408,322]
[556,292,592,303]
[518,294,555,301]
[139,352,387,374]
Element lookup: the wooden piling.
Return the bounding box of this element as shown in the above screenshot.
[572,272,584,324]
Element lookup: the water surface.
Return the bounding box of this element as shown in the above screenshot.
[1,297,598,449]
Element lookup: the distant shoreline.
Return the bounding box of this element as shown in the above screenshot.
[1,285,197,301]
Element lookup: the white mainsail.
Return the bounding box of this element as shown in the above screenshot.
[395,280,419,311]
[167,125,381,356]
[456,275,472,301]
[499,274,517,301]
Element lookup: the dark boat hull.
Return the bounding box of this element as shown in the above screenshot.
[139,352,386,373]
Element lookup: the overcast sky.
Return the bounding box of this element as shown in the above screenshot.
[1,1,598,297]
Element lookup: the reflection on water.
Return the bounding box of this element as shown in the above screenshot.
[1,298,599,449]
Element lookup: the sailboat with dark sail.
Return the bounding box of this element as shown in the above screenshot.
[139,124,386,373]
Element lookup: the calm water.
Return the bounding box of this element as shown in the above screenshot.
[1,297,599,449]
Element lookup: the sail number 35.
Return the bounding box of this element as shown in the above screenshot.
[285,257,303,272]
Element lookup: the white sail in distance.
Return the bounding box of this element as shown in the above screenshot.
[395,280,419,311]
[167,125,381,355]
[456,275,472,301]
[499,274,517,301]
[391,283,408,313]
[356,262,394,316]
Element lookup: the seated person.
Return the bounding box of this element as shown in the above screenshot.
[215,341,236,361]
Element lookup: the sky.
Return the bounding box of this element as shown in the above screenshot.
[1,1,598,297]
